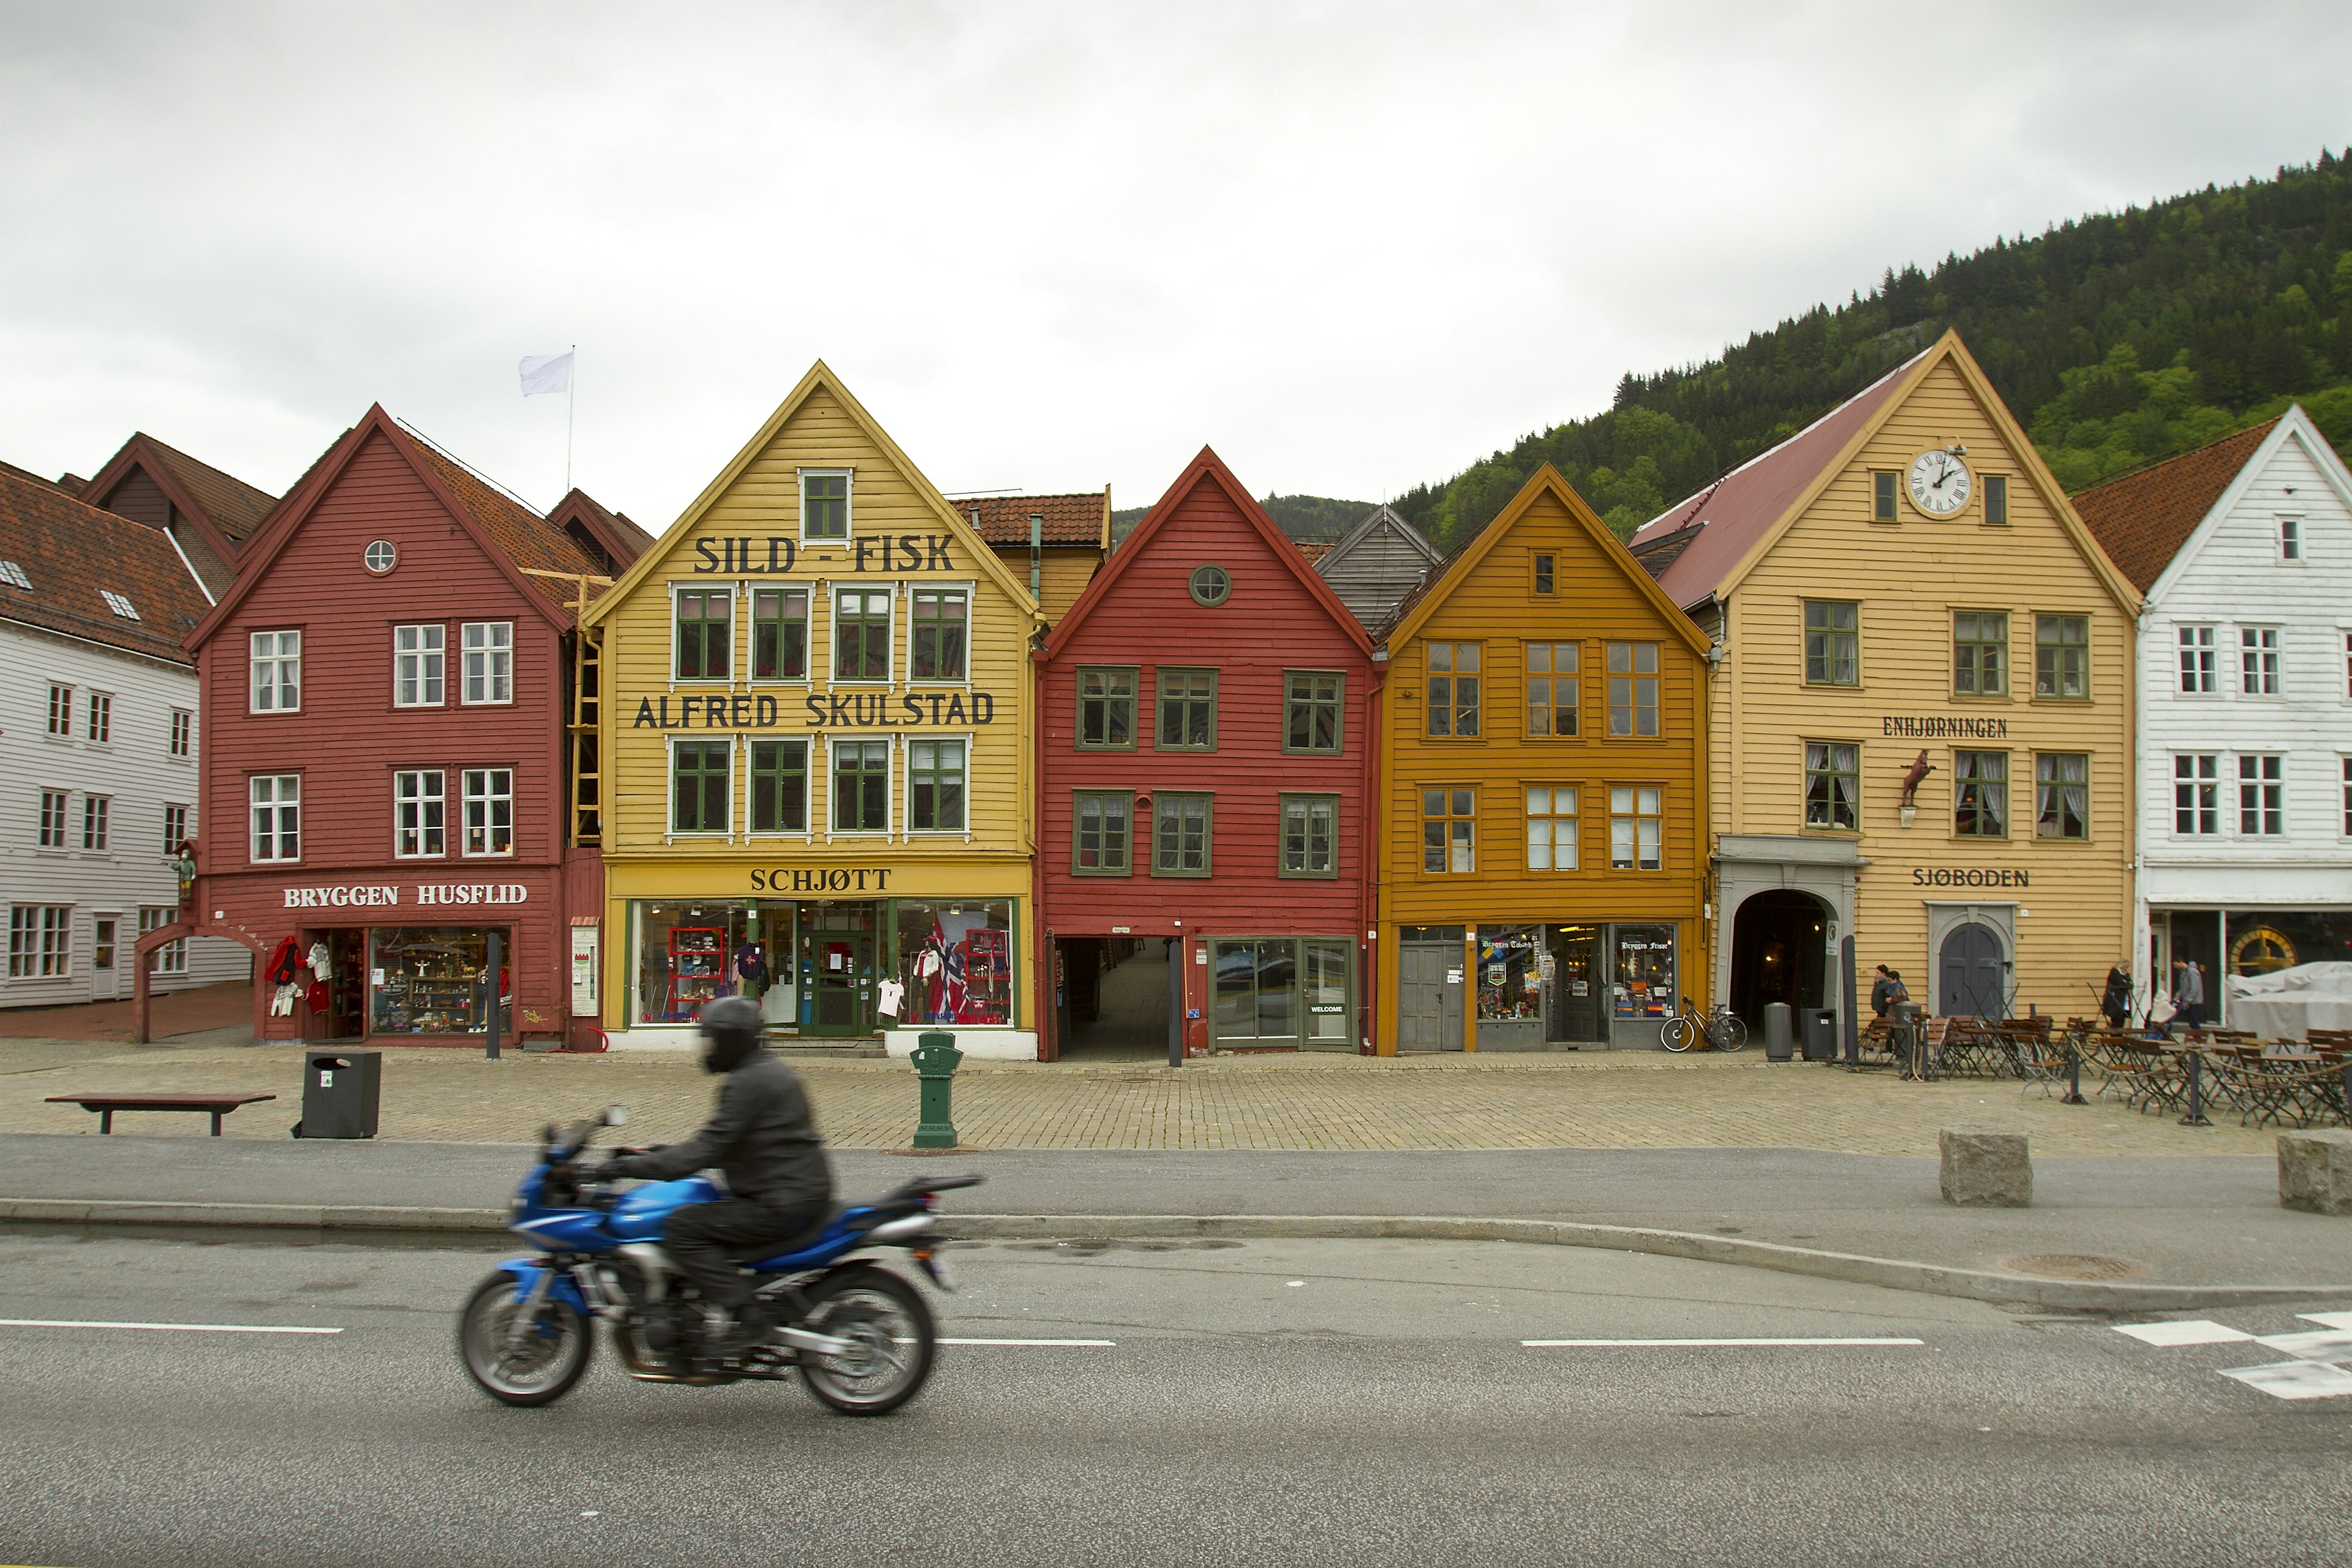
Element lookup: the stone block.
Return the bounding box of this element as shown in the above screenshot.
[2277,1129,2352,1216]
[1940,1126,2031,1207]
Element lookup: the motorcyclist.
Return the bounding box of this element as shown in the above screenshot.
[600,996,833,1360]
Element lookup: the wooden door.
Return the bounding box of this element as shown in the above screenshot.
[1938,924,2003,1019]
[90,918,119,1001]
[1397,941,1463,1051]
[807,932,872,1033]
[1548,927,1604,1043]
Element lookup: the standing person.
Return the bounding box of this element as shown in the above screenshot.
[1870,964,1897,1022]
[2100,965,2132,1029]
[2171,956,2205,1033]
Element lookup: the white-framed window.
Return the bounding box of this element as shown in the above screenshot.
[394,770,446,857]
[669,738,733,835]
[2342,631,2351,700]
[1525,786,1578,870]
[100,589,140,620]
[831,738,891,833]
[2240,627,2280,696]
[799,468,851,541]
[832,588,892,682]
[462,622,514,704]
[7,906,72,978]
[140,906,187,975]
[2278,516,2302,562]
[251,631,301,712]
[2237,754,2283,836]
[169,709,192,758]
[2342,757,2351,837]
[81,794,109,851]
[908,587,970,682]
[163,803,189,853]
[1609,785,1664,870]
[249,774,300,861]
[87,692,111,742]
[2173,755,2219,835]
[394,625,445,706]
[2176,625,2216,695]
[47,684,71,736]
[37,790,68,849]
[905,737,966,833]
[462,768,513,856]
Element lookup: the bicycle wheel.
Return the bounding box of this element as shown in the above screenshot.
[1661,1016,1698,1052]
[1715,1015,1748,1052]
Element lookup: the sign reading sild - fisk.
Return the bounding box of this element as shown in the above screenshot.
[688,534,960,575]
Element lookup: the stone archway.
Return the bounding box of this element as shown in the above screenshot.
[1728,889,1832,1034]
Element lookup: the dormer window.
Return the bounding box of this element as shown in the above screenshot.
[100,590,140,620]
[0,559,29,589]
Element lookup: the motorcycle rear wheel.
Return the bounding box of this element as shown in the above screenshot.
[459,1272,593,1406]
[796,1264,935,1416]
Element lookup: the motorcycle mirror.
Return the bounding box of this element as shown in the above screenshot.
[603,1105,629,1128]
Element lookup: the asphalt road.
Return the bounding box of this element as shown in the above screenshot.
[2,1233,2346,1568]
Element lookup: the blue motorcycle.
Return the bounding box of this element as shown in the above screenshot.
[458,1106,979,1415]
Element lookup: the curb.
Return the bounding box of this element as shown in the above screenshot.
[6,1197,2348,1313]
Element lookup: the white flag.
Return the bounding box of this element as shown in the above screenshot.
[519,351,573,396]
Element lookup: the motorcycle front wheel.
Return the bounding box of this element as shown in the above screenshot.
[796,1264,935,1416]
[459,1272,594,1406]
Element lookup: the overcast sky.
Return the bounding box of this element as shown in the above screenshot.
[3,2,2346,527]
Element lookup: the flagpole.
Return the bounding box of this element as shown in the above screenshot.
[565,344,577,495]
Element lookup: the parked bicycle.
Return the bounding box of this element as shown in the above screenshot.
[1661,995,1747,1053]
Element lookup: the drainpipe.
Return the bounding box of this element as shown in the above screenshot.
[1029,513,1043,604]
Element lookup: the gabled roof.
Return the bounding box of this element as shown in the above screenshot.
[1381,464,1711,659]
[1,457,68,492]
[184,407,608,652]
[82,431,279,545]
[952,491,1110,549]
[549,488,655,575]
[1321,503,1441,569]
[582,360,1039,628]
[2070,419,2283,593]
[0,466,217,664]
[1039,446,1376,663]
[1629,329,2139,617]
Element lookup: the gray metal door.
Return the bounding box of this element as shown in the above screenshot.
[1397,941,1463,1051]
[1938,923,2003,1019]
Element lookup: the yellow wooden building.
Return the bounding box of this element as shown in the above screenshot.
[1376,467,1713,1052]
[581,362,1044,1056]
[1627,329,2139,1035]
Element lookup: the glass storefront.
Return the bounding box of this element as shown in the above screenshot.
[634,901,796,1027]
[1476,924,1545,1049]
[1212,936,1354,1049]
[369,927,507,1036]
[1613,923,1677,1022]
[894,900,1013,1027]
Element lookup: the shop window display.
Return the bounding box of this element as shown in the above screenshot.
[635,902,796,1027]
[894,900,1012,1027]
[370,927,505,1035]
[1477,924,1544,1023]
[1612,924,1676,1022]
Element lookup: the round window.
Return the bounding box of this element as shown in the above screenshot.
[363,540,399,575]
[1189,564,1231,607]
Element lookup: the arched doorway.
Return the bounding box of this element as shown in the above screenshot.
[1728,890,1830,1033]
[1938,922,2006,1019]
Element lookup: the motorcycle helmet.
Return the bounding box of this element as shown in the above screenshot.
[698,995,764,1074]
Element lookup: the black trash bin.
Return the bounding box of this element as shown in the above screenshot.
[1801,1008,1838,1061]
[1763,1002,1795,1060]
[296,1050,380,1139]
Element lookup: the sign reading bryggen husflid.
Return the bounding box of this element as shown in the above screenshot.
[582,362,1046,1055]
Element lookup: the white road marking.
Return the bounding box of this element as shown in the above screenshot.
[2112,1319,2254,1346]
[2253,1330,2352,1363]
[940,1336,1115,1346]
[2218,1361,2352,1400]
[1521,1337,1924,1348]
[0,1317,343,1335]
[2298,1310,2352,1330]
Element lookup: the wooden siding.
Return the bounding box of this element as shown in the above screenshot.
[1719,354,2136,1010]
[98,467,171,531]
[1317,511,1438,629]
[1376,480,1710,1052]
[992,544,1102,627]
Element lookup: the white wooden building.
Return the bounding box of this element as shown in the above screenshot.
[2074,405,2352,1027]
[0,467,251,1009]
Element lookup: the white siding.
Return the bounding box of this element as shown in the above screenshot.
[0,620,248,1009]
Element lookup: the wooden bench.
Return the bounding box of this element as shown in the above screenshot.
[46,1093,276,1136]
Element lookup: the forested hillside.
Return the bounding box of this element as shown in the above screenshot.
[1112,491,1370,543]
[1392,149,2352,551]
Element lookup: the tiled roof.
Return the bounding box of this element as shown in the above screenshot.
[401,429,611,617]
[2069,419,2279,594]
[0,457,67,492]
[561,489,656,558]
[952,492,1107,548]
[137,434,278,540]
[0,467,215,663]
[1629,349,1928,606]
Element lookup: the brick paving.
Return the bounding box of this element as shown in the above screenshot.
[1,1038,2288,1156]
[0,981,250,1042]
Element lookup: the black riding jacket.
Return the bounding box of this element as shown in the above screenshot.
[615,1047,833,1208]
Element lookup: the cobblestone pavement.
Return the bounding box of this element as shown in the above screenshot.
[1,1039,2291,1155]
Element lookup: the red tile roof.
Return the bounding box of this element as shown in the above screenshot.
[2069,419,2279,594]
[0,457,67,492]
[0,467,216,663]
[951,492,1107,548]
[1629,349,1926,606]
[401,429,611,617]
[135,434,278,540]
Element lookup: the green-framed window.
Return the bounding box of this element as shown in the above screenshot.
[1804,601,1858,685]
[752,589,808,680]
[749,739,807,832]
[1606,643,1659,736]
[1804,741,1859,831]
[1155,668,1216,750]
[831,739,889,832]
[1284,671,1343,753]
[1153,791,1212,876]
[1983,475,2009,525]
[1526,643,1578,736]
[833,589,891,680]
[1072,791,1132,875]
[1279,793,1337,878]
[801,470,849,540]
[2035,752,2087,839]
[1953,750,2007,837]
[1954,612,2007,696]
[674,589,731,680]
[910,588,968,682]
[2035,614,2088,699]
[1076,667,1137,750]
[1872,471,1898,522]
[671,739,731,834]
[908,739,967,833]
[1425,643,1480,737]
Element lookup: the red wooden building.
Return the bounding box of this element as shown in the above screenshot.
[135,407,635,1049]
[1034,448,1380,1058]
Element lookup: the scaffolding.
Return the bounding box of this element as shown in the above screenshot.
[522,569,615,847]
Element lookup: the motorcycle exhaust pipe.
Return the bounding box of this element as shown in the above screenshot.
[777,1326,857,1357]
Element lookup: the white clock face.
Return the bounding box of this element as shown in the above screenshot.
[1907,449,1972,516]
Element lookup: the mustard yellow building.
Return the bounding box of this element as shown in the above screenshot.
[1376,467,1713,1052]
[1627,330,2140,1033]
[582,363,1044,1056]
